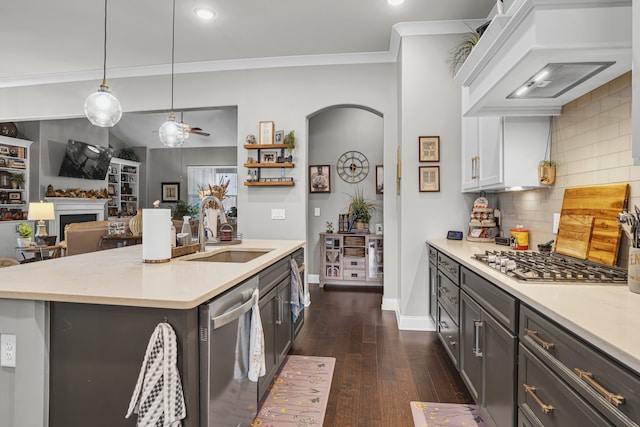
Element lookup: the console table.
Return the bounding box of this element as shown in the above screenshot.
[16,244,64,262]
[319,233,383,287]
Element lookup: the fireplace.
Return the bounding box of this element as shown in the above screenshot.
[45,198,108,243]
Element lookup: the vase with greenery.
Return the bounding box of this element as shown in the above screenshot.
[171,200,198,220]
[10,172,25,189]
[117,147,140,162]
[347,188,377,230]
[538,160,557,185]
[284,131,295,162]
[16,221,32,248]
[446,30,480,77]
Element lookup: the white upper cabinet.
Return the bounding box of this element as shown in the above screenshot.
[462,116,552,193]
[456,0,631,117]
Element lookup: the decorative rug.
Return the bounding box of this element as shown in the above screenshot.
[411,401,488,427]
[253,355,335,427]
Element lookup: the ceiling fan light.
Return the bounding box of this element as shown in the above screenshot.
[159,113,185,147]
[84,81,122,127]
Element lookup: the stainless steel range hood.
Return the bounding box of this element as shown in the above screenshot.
[455,0,631,116]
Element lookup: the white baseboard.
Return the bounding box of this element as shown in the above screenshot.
[307,273,319,284]
[381,297,435,331]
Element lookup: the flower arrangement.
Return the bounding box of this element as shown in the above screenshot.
[198,178,230,209]
[347,187,377,225]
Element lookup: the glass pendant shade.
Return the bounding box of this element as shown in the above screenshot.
[159,112,185,147]
[84,80,122,127]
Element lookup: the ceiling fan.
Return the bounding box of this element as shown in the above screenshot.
[179,112,210,138]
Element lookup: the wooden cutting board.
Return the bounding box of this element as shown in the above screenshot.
[556,183,629,265]
[554,214,595,259]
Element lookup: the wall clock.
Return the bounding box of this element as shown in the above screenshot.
[337,151,369,183]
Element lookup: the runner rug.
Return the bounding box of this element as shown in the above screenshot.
[253,355,335,427]
[411,401,488,427]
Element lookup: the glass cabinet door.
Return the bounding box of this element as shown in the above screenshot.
[324,236,342,279]
[366,236,383,280]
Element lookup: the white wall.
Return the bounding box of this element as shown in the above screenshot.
[0,299,48,427]
[396,35,470,329]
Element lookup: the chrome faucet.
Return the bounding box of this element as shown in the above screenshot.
[199,195,227,252]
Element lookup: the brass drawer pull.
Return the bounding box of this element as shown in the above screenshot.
[574,368,625,407]
[447,335,457,346]
[448,296,458,305]
[438,320,448,330]
[525,328,555,350]
[523,384,554,414]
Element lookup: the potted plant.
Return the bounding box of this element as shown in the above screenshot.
[538,160,557,185]
[10,172,25,189]
[16,221,32,248]
[446,30,480,77]
[347,188,377,231]
[116,147,140,162]
[284,131,295,163]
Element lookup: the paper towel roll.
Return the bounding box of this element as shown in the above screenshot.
[142,208,171,263]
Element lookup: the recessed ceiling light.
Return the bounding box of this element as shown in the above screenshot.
[194,8,215,20]
[387,0,405,5]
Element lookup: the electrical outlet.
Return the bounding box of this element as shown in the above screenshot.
[552,213,560,234]
[314,208,320,217]
[271,209,285,220]
[1,333,16,368]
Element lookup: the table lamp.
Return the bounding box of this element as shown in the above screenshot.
[27,202,55,246]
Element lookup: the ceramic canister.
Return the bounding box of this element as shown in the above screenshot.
[510,227,529,250]
[629,247,640,294]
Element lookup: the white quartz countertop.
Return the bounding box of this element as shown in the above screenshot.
[427,238,640,376]
[0,239,304,309]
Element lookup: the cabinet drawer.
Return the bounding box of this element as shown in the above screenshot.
[342,269,366,280]
[428,245,437,266]
[343,257,365,269]
[520,305,640,425]
[519,344,612,427]
[259,257,290,295]
[437,252,459,283]
[461,266,517,333]
[438,272,459,324]
[344,235,365,246]
[437,303,459,368]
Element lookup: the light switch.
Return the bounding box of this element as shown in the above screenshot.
[271,209,285,220]
[552,213,560,234]
[1,333,16,368]
[314,208,320,217]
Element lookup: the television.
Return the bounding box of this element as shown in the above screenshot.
[58,139,114,180]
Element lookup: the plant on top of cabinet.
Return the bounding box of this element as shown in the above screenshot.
[538,160,557,185]
[447,30,480,77]
[347,187,377,230]
[284,131,295,161]
[116,147,139,162]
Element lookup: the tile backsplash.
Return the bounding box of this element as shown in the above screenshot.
[497,71,634,266]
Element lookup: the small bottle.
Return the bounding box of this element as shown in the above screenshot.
[170,221,176,248]
[181,216,191,243]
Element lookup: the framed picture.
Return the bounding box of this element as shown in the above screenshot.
[419,136,440,162]
[0,146,8,155]
[259,121,275,145]
[309,165,331,193]
[161,182,180,202]
[419,166,440,192]
[8,192,20,200]
[260,150,278,163]
[0,158,5,167]
[274,130,284,144]
[376,165,383,194]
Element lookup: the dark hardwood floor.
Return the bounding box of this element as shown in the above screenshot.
[289,284,473,426]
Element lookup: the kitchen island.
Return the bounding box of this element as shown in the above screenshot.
[0,239,304,427]
[428,237,640,426]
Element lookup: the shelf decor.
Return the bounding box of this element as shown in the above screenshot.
[419,166,440,192]
[419,136,440,162]
[259,121,275,145]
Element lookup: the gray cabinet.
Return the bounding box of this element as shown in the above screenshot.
[428,246,437,324]
[258,258,292,401]
[460,267,517,427]
[519,305,640,426]
[435,250,461,369]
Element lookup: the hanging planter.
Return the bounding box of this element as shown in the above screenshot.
[538,160,557,185]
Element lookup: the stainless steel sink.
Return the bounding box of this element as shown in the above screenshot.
[183,249,272,263]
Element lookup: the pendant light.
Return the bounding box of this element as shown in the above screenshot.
[84,0,122,127]
[159,0,185,147]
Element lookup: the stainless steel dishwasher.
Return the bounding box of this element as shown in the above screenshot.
[199,276,259,427]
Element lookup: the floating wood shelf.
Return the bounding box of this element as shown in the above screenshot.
[244,143,289,149]
[244,181,295,187]
[243,162,294,168]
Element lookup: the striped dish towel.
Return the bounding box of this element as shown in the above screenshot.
[125,322,186,426]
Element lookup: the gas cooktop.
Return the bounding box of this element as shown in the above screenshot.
[472,250,628,284]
